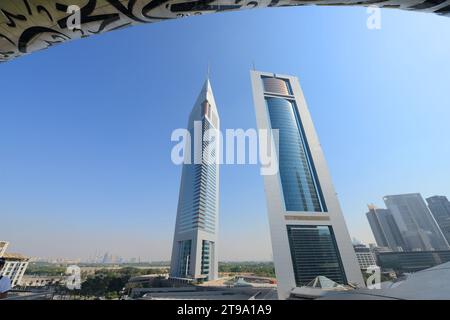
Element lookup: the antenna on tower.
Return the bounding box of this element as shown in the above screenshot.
[252,60,256,71]
[207,62,211,80]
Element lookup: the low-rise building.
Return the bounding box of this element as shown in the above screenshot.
[21,275,64,287]
[0,241,30,287]
[353,244,377,270]
[376,250,450,274]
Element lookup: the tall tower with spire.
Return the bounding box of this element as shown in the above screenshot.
[169,78,220,281]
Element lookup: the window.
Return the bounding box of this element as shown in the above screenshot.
[287,225,347,286]
[266,96,326,212]
[262,76,292,95]
[177,240,192,277]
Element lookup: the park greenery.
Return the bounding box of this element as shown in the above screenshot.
[25,263,67,276]
[218,262,276,278]
[26,261,276,299]
[78,267,168,298]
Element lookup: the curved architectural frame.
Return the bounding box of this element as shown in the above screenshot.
[1,0,450,63]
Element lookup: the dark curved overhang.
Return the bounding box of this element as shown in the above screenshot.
[1,0,449,63]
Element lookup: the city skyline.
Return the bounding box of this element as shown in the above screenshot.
[2,7,450,261]
[383,193,449,251]
[5,191,450,264]
[366,193,450,252]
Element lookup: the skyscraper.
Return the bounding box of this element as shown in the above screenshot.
[426,196,450,245]
[250,71,364,299]
[366,204,406,251]
[169,79,220,281]
[384,193,449,251]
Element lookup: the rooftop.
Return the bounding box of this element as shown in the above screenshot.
[319,261,450,300]
[2,252,30,261]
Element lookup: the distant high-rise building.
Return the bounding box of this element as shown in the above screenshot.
[366,204,406,252]
[170,79,220,281]
[250,71,364,299]
[383,193,449,251]
[102,252,112,264]
[426,196,450,245]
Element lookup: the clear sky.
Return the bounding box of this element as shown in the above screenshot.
[1,6,450,262]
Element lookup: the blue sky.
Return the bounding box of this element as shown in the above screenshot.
[1,6,450,261]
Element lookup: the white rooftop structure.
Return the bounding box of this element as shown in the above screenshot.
[0,241,30,287]
[305,276,345,289]
[320,262,450,300]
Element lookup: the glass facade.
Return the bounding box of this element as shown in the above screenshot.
[171,80,219,280]
[265,95,325,212]
[201,240,213,276]
[177,118,217,234]
[384,194,450,251]
[377,250,450,274]
[262,77,292,95]
[426,196,450,245]
[366,208,407,251]
[252,72,364,297]
[287,225,347,286]
[176,240,192,277]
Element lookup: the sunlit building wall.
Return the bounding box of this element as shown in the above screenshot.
[250,71,364,299]
[169,79,220,281]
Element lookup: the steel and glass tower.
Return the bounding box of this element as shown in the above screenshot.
[426,196,450,245]
[169,79,220,281]
[366,205,406,251]
[384,193,450,251]
[250,71,364,299]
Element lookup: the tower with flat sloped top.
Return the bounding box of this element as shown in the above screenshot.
[250,70,364,299]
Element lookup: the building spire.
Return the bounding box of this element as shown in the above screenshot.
[202,63,212,99]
